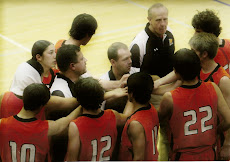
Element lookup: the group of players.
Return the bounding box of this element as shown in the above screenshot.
[0,2,230,161]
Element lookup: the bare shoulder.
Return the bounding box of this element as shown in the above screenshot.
[47,120,55,136]
[128,120,144,135]
[161,92,173,106]
[210,82,218,89]
[163,91,173,99]
[69,121,78,132]
[158,92,173,120]
[220,76,230,85]
[219,76,230,93]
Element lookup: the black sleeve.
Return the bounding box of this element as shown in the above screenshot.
[130,44,141,68]
[51,90,65,97]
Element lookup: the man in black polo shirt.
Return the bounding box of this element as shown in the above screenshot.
[130,3,175,78]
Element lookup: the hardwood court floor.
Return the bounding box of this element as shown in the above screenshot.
[1,0,230,93]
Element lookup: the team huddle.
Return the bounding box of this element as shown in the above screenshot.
[1,2,230,161]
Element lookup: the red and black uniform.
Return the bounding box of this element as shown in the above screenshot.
[0,92,23,118]
[119,104,159,161]
[72,110,117,161]
[55,39,66,53]
[214,39,230,74]
[169,81,218,160]
[0,115,49,162]
[200,64,230,159]
[42,68,59,89]
[0,92,45,120]
[199,63,230,86]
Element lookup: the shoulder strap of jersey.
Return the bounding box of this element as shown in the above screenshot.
[49,69,56,88]
[204,64,221,82]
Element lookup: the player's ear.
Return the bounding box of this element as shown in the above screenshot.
[147,16,151,22]
[110,59,116,66]
[36,54,42,61]
[69,62,76,70]
[202,51,208,58]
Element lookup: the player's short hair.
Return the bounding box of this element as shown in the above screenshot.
[74,77,104,110]
[56,45,81,72]
[23,83,50,111]
[31,40,53,60]
[192,9,222,37]
[148,3,168,19]
[107,42,128,61]
[189,32,219,59]
[128,72,153,104]
[173,48,201,81]
[69,13,98,40]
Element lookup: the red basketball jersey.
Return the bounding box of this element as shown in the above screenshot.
[200,64,230,85]
[119,104,159,161]
[55,39,66,53]
[214,39,230,74]
[42,68,59,89]
[72,109,117,161]
[169,81,218,160]
[0,92,23,118]
[0,116,49,162]
[0,91,46,120]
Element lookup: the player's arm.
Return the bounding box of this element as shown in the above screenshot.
[45,96,79,114]
[66,122,80,161]
[151,75,160,81]
[128,120,145,160]
[157,92,173,160]
[104,87,127,100]
[213,82,230,160]
[220,131,230,160]
[158,92,173,121]
[153,80,182,95]
[112,101,134,126]
[219,76,230,109]
[48,105,82,136]
[154,71,178,89]
[212,82,230,131]
[99,74,129,90]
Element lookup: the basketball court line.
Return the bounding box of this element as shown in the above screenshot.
[214,0,230,6]
[0,34,30,53]
[0,0,203,56]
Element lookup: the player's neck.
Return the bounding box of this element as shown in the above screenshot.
[17,107,38,119]
[132,101,149,112]
[67,37,81,47]
[182,79,199,86]
[82,108,102,115]
[42,67,50,77]
[201,59,218,74]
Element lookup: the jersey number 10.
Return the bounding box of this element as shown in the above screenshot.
[9,141,36,162]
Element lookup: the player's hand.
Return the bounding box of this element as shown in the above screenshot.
[110,87,128,98]
[220,145,230,160]
[119,74,130,88]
